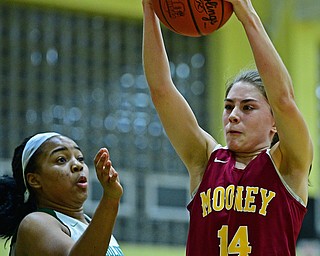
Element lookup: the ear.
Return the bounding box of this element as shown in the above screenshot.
[270,118,277,133]
[26,173,42,189]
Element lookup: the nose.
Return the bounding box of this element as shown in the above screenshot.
[228,108,240,123]
[71,159,83,173]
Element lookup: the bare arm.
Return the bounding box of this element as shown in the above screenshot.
[68,148,123,255]
[16,148,122,256]
[226,0,313,203]
[142,0,217,191]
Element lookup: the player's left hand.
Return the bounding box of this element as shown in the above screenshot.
[94,148,123,200]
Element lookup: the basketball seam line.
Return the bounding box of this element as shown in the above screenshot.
[188,0,203,36]
[159,0,178,33]
[218,0,224,29]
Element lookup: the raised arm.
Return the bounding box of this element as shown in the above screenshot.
[142,0,217,191]
[226,0,313,202]
[68,148,123,255]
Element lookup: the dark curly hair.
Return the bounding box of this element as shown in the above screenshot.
[0,136,39,241]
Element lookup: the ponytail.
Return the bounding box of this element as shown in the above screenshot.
[0,137,37,241]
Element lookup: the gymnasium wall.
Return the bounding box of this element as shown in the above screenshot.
[10,0,143,19]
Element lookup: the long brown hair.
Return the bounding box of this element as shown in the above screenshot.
[225,69,278,147]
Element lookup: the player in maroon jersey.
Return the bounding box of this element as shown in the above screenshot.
[142,0,313,255]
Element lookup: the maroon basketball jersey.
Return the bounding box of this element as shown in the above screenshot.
[186,146,307,256]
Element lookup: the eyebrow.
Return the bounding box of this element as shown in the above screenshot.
[224,98,259,104]
[50,146,82,156]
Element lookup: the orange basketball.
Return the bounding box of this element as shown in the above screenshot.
[152,0,233,37]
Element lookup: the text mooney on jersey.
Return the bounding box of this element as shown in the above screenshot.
[200,185,276,217]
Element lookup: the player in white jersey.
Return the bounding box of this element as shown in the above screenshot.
[0,132,124,256]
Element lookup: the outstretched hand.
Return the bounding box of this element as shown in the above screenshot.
[142,0,153,6]
[142,0,156,12]
[225,0,257,24]
[94,148,123,201]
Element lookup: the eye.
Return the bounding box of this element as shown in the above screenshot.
[243,105,254,111]
[77,156,85,163]
[57,156,67,163]
[224,103,234,111]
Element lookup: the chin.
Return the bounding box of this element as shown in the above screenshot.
[226,141,241,151]
[227,144,253,154]
[78,193,88,203]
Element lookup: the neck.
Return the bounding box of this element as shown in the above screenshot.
[234,146,269,165]
[37,201,87,224]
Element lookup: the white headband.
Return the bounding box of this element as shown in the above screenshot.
[21,132,60,203]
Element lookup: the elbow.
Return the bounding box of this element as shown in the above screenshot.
[146,76,174,99]
[273,95,296,113]
[271,80,296,112]
[149,85,169,106]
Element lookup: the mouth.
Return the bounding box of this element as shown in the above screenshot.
[77,176,88,189]
[228,130,242,135]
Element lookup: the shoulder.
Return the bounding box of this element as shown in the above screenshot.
[270,142,311,176]
[19,211,61,229]
[15,212,72,255]
[17,211,69,244]
[270,142,309,205]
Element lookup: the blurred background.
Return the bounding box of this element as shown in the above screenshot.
[0,0,319,255]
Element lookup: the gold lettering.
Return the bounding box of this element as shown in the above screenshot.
[244,187,259,212]
[225,185,235,210]
[213,186,225,211]
[259,188,276,216]
[234,186,244,212]
[200,188,212,217]
[199,186,276,218]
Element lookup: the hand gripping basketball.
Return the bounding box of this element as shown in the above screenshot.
[153,0,233,37]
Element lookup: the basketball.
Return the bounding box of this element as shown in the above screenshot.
[152,0,233,37]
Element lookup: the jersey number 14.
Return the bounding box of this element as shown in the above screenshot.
[218,225,252,255]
